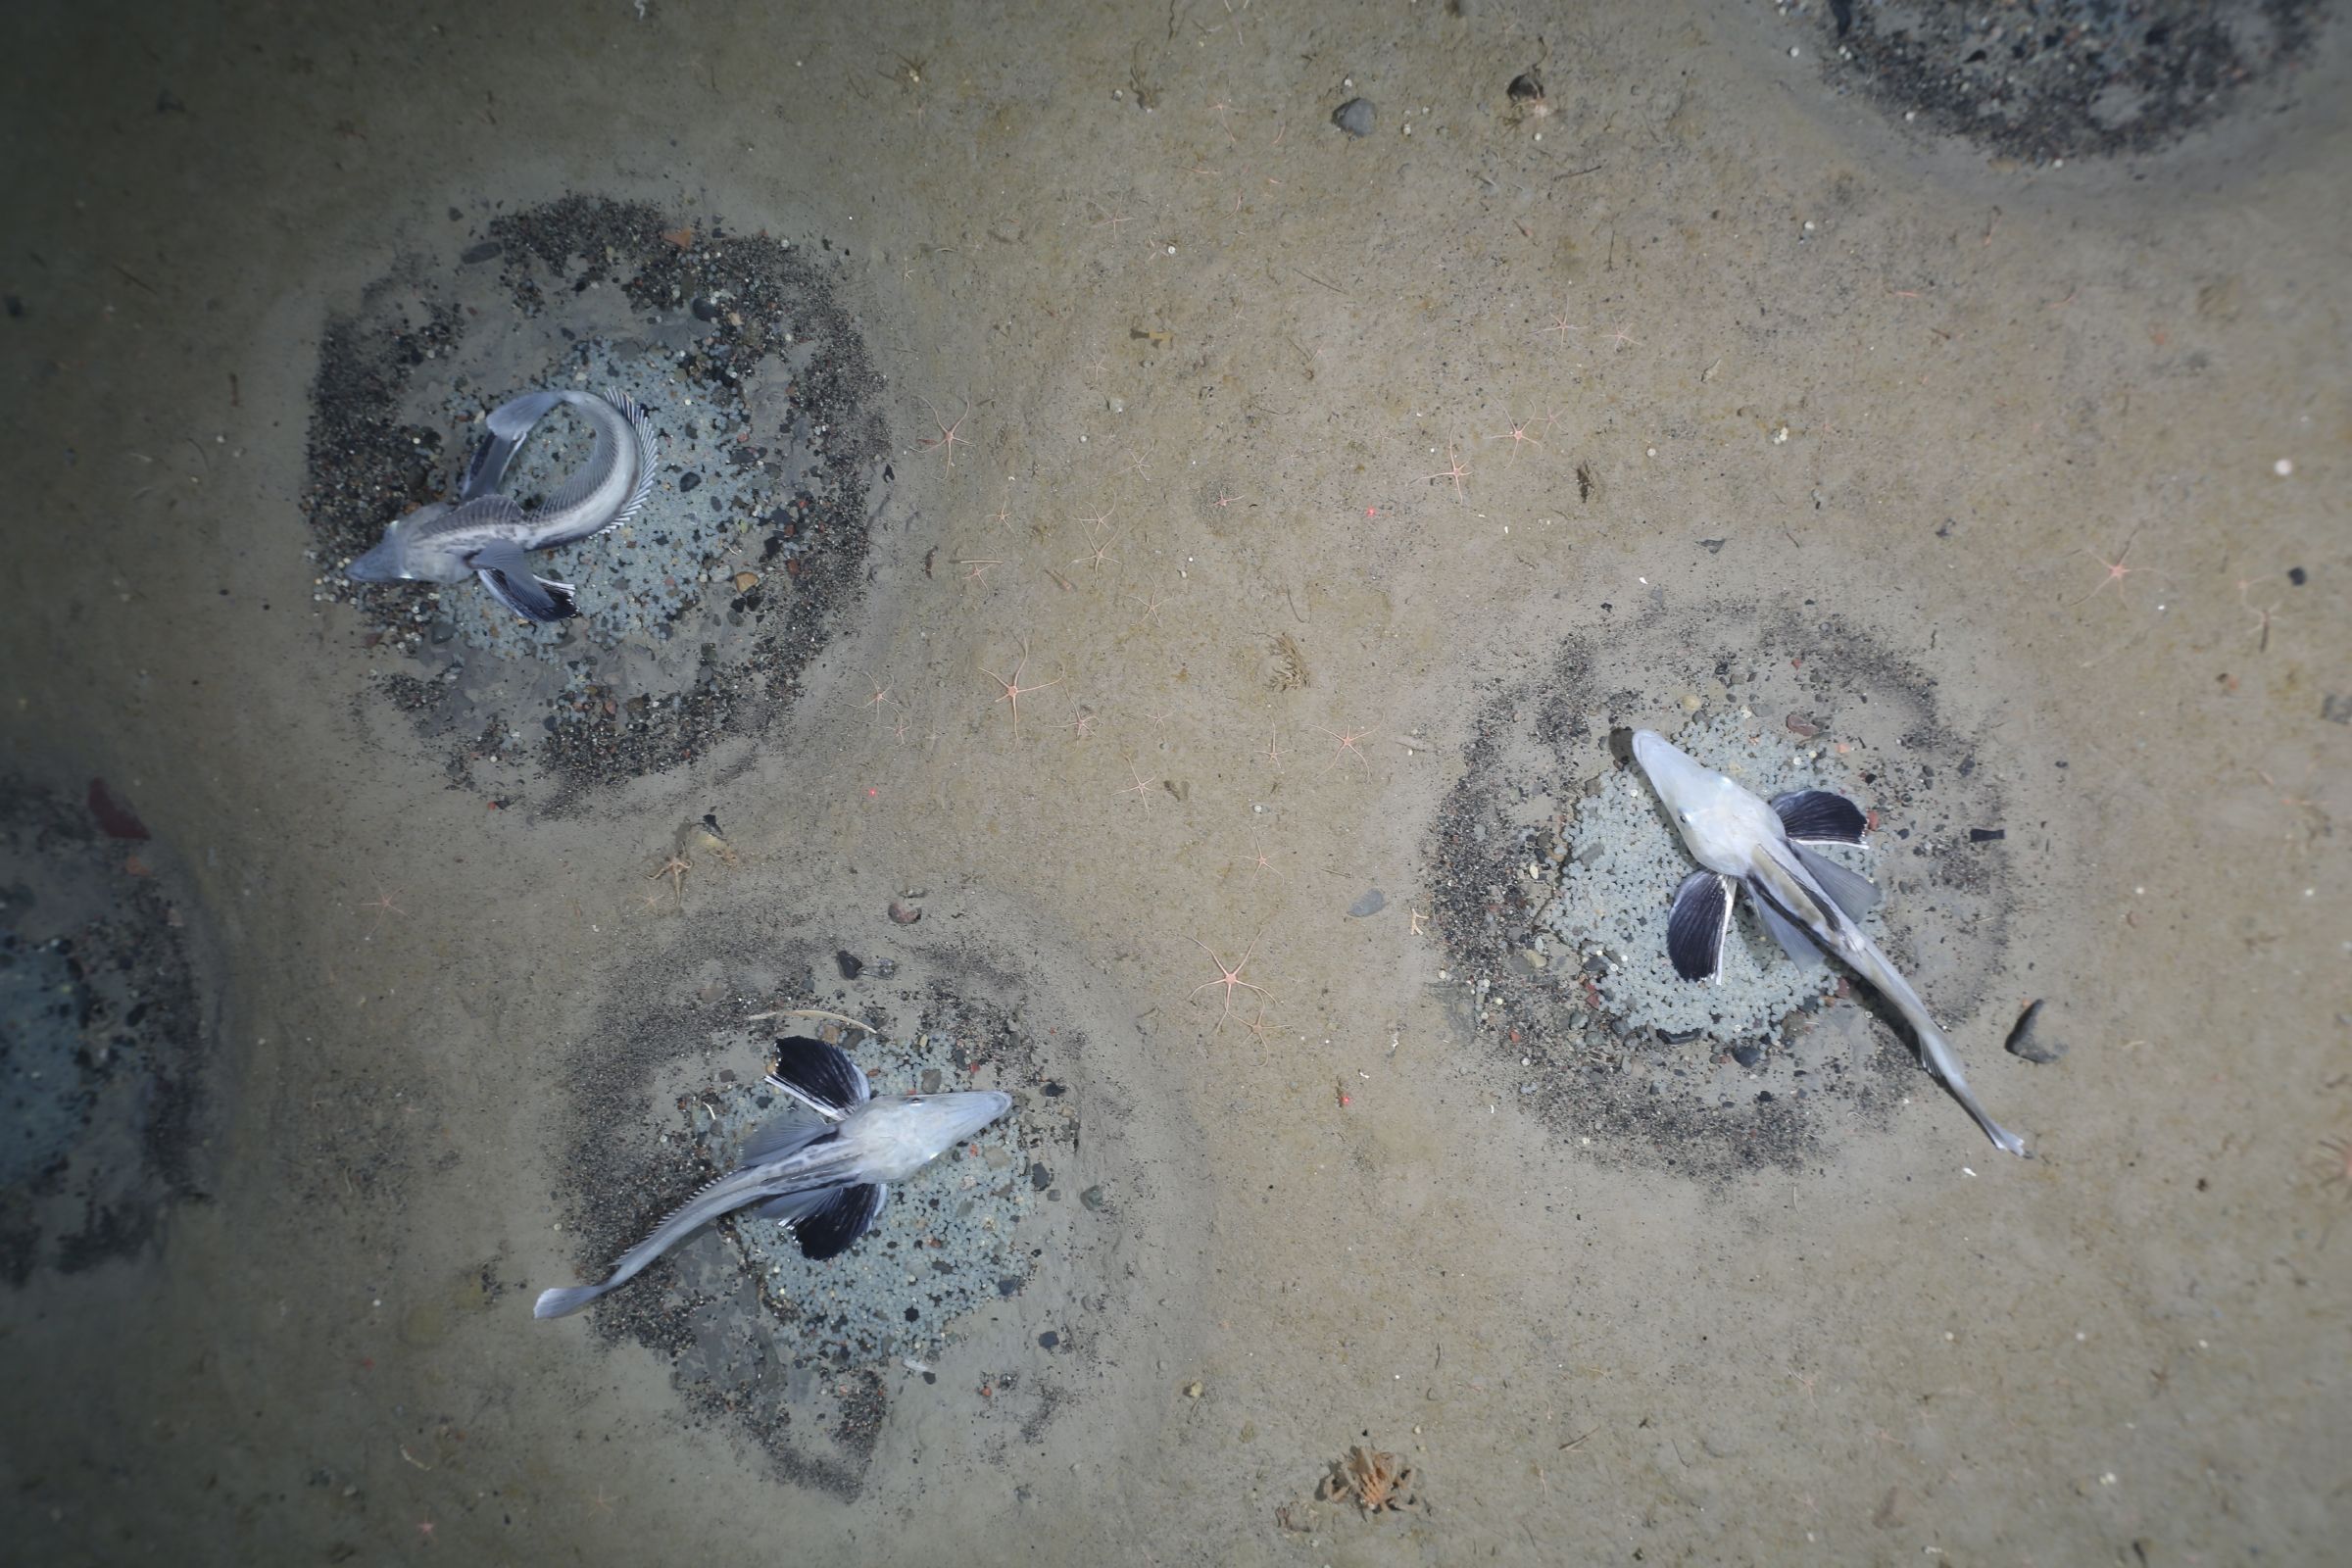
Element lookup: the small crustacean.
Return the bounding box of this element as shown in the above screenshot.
[1318,1445,1417,1515]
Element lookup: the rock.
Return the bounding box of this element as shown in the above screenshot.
[1080,1185,1105,1210]
[1038,1331,1059,1349]
[1729,1042,1764,1069]
[835,950,863,979]
[690,296,720,321]
[1348,889,1387,917]
[1029,1161,1053,1191]
[2004,999,2067,1063]
[888,899,922,924]
[1332,98,1375,137]
[459,240,503,266]
[1507,71,1544,103]
[1785,711,1821,738]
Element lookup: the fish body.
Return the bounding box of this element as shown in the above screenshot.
[534,1037,1010,1319]
[345,388,659,623]
[1630,729,2026,1156]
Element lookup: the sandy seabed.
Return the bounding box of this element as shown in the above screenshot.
[2,1,2346,1563]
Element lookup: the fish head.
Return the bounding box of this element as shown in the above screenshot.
[345,503,468,584]
[1631,729,1783,875]
[846,1090,1012,1182]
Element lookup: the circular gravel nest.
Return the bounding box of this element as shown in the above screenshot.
[1424,602,2020,1177]
[1804,0,2324,163]
[301,195,889,799]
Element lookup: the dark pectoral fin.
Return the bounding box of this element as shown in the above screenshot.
[794,1182,888,1260]
[1666,871,1734,983]
[769,1035,873,1116]
[752,1188,836,1226]
[1771,789,1868,845]
[1747,883,1828,967]
[1791,845,1882,919]
[467,537,578,623]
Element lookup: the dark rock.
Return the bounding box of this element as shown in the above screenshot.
[1660,1028,1704,1046]
[1507,72,1544,103]
[1969,827,2006,842]
[1332,98,1375,137]
[1730,1042,1764,1069]
[1041,1080,1065,1097]
[690,296,720,321]
[679,471,701,492]
[2004,999,2067,1064]
[835,950,863,979]
[1029,1162,1052,1191]
[459,240,503,266]
[1080,1185,1104,1211]
[1348,889,1387,917]
[1039,1331,1060,1349]
[2287,565,2307,586]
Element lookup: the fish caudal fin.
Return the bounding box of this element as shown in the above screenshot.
[533,1284,610,1320]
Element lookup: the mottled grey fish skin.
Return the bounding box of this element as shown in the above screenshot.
[1632,729,2028,1157]
[342,388,659,620]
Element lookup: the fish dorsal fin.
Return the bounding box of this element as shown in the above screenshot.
[1790,845,1881,920]
[738,1110,836,1167]
[793,1182,888,1260]
[605,389,660,531]
[1770,789,1868,846]
[768,1035,872,1119]
[1746,881,1828,967]
[1665,870,1734,985]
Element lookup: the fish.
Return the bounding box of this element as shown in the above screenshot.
[345,387,659,623]
[1630,728,2027,1156]
[533,1036,1012,1319]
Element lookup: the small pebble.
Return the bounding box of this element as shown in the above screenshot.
[1785,711,1821,738]
[835,950,863,979]
[1332,97,1375,136]
[888,899,922,924]
[1348,889,1387,917]
[2004,999,2067,1064]
[1729,1042,1764,1069]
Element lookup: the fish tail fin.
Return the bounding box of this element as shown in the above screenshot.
[464,390,567,499]
[1913,1015,2029,1157]
[533,1284,609,1319]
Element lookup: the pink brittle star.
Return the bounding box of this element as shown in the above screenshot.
[1070,511,1125,570]
[1321,725,1375,776]
[977,639,1061,742]
[916,396,973,472]
[1491,414,1544,464]
[1424,445,1471,504]
[1187,933,1270,1034]
[2067,528,2161,609]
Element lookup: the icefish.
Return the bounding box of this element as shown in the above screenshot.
[345,388,658,623]
[534,1036,1012,1319]
[1631,729,2027,1156]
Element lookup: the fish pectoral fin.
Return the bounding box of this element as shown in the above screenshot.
[767,1035,874,1117]
[1666,870,1735,984]
[793,1183,888,1260]
[752,1188,838,1226]
[466,535,579,623]
[463,389,566,499]
[1747,883,1828,968]
[1791,845,1882,919]
[1771,789,1869,846]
